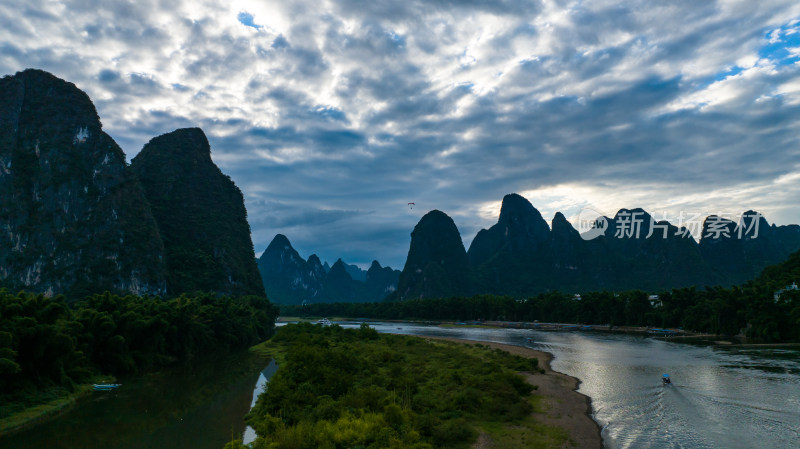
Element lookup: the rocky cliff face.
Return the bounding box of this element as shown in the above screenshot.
[468,194,553,295]
[365,260,400,299]
[546,211,611,292]
[131,128,265,297]
[257,234,399,304]
[395,210,472,300]
[0,69,166,297]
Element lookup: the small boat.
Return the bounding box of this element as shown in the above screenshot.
[93,383,122,391]
[648,328,677,337]
[662,374,671,385]
[315,318,332,326]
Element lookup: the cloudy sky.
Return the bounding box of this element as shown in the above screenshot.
[2,0,800,269]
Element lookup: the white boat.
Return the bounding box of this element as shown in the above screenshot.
[315,318,332,326]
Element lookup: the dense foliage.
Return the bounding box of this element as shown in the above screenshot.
[286,250,800,342]
[245,323,542,449]
[755,248,800,293]
[0,290,278,418]
[284,285,800,342]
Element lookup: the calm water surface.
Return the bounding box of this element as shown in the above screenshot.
[0,351,270,449]
[354,322,800,449]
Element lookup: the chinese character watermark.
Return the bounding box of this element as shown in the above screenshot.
[574,208,763,241]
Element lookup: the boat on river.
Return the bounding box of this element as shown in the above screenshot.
[315,318,332,326]
[93,383,122,391]
[662,374,671,385]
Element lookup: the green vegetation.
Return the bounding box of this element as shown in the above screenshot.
[756,248,800,293]
[0,383,95,434]
[284,287,798,342]
[245,323,557,449]
[0,290,278,430]
[283,249,800,342]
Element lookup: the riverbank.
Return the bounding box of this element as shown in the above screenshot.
[0,385,92,436]
[425,336,603,449]
[0,374,118,437]
[0,348,272,449]
[282,317,800,346]
[279,317,687,337]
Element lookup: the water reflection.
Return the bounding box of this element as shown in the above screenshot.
[243,359,279,445]
[0,350,268,449]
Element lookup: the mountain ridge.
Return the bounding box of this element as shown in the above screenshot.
[395,195,800,299]
[257,234,400,304]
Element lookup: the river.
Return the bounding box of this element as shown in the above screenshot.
[355,321,800,449]
[0,350,271,449]
[2,322,798,449]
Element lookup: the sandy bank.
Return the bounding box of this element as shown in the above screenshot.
[426,336,603,449]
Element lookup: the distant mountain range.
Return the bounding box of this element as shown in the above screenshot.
[257,234,400,304]
[391,194,800,300]
[0,69,263,298]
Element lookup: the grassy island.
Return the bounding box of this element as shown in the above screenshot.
[240,322,579,449]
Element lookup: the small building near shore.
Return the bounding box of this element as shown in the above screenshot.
[773,282,798,302]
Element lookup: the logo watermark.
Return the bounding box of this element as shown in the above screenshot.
[575,207,609,241]
[573,208,762,241]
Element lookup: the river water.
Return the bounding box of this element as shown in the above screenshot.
[2,322,798,449]
[0,350,270,449]
[354,322,800,449]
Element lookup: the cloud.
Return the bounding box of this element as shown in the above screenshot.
[248,201,368,229]
[2,0,800,268]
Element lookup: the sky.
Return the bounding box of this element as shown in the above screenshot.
[2,0,800,270]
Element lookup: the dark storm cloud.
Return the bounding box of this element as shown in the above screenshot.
[248,201,369,229]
